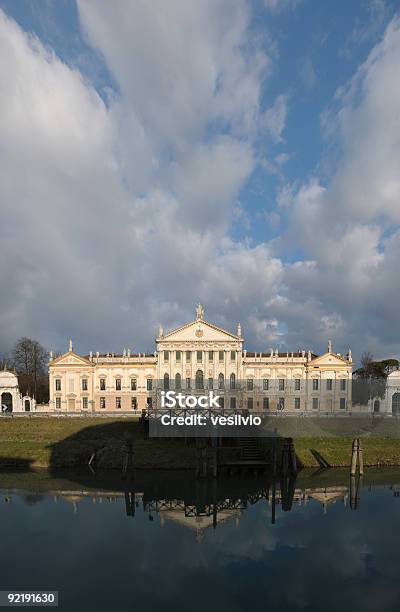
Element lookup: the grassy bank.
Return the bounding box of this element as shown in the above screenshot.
[0,417,194,469]
[1,417,400,469]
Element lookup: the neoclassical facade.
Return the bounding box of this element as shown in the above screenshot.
[48,305,353,413]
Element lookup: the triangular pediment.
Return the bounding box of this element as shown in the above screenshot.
[310,352,349,366]
[159,319,241,343]
[50,351,92,367]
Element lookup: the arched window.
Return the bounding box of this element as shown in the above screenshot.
[195,369,204,390]
[218,373,224,390]
[175,373,181,390]
[163,373,170,390]
[230,373,236,390]
[373,399,380,413]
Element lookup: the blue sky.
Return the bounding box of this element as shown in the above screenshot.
[0,0,399,361]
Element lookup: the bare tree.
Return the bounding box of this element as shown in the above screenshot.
[360,351,374,378]
[12,337,49,400]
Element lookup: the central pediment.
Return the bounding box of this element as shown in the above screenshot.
[310,352,349,366]
[50,351,92,367]
[158,319,241,344]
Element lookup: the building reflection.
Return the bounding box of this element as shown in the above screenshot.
[3,471,399,541]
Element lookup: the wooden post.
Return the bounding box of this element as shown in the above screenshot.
[281,439,289,476]
[358,439,364,476]
[271,472,276,525]
[351,438,359,476]
[288,437,297,475]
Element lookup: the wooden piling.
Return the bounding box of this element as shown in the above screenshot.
[351,438,359,476]
[358,439,364,476]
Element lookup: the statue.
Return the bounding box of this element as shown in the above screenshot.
[158,324,164,338]
[328,339,332,354]
[196,303,204,320]
[68,338,73,352]
[237,322,242,337]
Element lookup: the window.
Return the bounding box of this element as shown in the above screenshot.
[295,378,301,391]
[197,351,202,363]
[175,373,181,390]
[186,377,191,389]
[55,379,61,391]
[147,397,153,409]
[278,397,285,410]
[116,397,121,410]
[131,378,137,391]
[340,379,347,391]
[146,378,153,391]
[116,378,121,391]
[208,377,213,389]
[247,398,253,410]
[263,397,269,411]
[247,378,253,391]
[230,373,236,390]
[312,397,319,410]
[374,399,380,413]
[219,351,224,362]
[340,397,346,410]
[82,397,88,410]
[263,379,269,391]
[163,373,170,390]
[100,397,106,409]
[230,397,236,409]
[131,397,137,410]
[294,397,301,410]
[218,373,224,390]
[100,378,106,391]
[186,351,191,361]
[279,379,285,391]
[219,397,225,409]
[231,351,236,361]
[209,351,213,361]
[164,351,169,362]
[176,351,181,362]
[195,370,204,389]
[326,379,333,391]
[82,378,88,391]
[312,379,319,391]
[55,397,61,410]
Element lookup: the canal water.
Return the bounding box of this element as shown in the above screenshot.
[0,468,399,611]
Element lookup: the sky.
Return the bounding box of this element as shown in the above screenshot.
[0,0,399,364]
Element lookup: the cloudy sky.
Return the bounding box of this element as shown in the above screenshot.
[0,0,399,363]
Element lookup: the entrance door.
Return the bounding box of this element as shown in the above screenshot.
[1,392,13,413]
[392,393,400,415]
[24,399,31,412]
[68,398,76,411]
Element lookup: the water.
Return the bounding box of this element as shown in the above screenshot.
[0,469,400,611]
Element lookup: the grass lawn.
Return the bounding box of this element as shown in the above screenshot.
[1,417,400,469]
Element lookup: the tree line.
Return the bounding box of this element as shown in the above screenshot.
[0,338,50,404]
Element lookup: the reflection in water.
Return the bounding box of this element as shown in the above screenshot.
[1,469,400,611]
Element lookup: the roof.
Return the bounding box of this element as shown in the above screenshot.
[161,318,241,341]
[0,370,19,387]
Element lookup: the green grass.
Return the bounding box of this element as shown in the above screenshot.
[0,417,194,469]
[294,437,400,467]
[1,417,400,469]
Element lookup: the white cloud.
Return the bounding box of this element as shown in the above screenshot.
[1,4,400,363]
[264,0,302,11]
[0,3,282,354]
[263,94,288,143]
